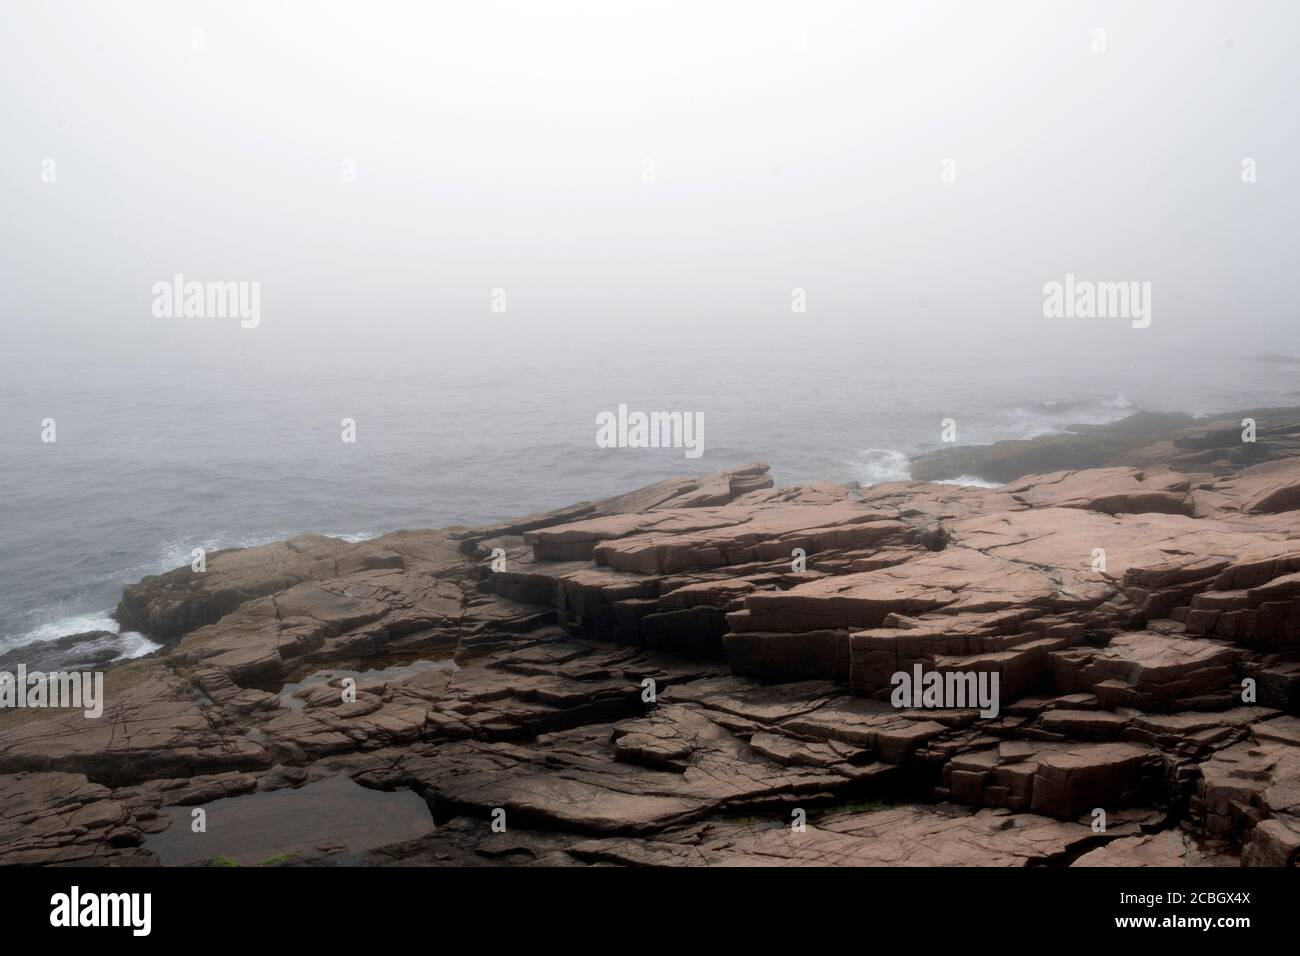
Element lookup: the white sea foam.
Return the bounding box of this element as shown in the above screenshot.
[115,630,162,660]
[998,393,1136,442]
[7,612,122,649]
[4,610,160,661]
[847,449,912,485]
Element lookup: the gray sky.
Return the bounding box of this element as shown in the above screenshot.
[3,0,1297,374]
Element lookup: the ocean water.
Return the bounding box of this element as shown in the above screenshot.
[3,332,1298,664]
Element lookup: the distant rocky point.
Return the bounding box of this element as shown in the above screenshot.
[911,406,1300,483]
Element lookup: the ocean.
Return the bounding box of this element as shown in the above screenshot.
[3,330,1298,665]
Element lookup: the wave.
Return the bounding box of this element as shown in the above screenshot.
[846,448,912,485]
[115,630,162,660]
[996,393,1134,441]
[2,609,160,663]
[6,611,123,649]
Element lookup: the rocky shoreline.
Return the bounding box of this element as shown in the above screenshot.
[3,409,1300,867]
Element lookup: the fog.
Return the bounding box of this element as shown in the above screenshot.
[2,0,1298,381]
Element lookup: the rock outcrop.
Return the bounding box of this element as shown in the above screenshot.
[4,421,1300,868]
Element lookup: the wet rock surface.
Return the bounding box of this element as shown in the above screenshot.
[4,418,1300,867]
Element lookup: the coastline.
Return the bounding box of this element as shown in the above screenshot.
[3,408,1300,866]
